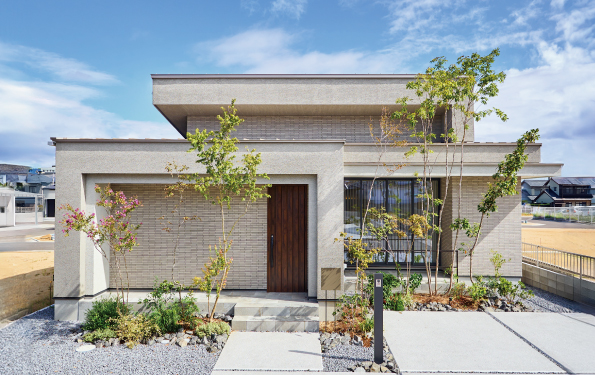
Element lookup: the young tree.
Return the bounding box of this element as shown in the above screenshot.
[452,129,540,281]
[60,185,142,309]
[392,48,509,294]
[182,99,271,320]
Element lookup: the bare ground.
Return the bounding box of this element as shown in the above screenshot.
[522,227,595,257]
[0,251,54,279]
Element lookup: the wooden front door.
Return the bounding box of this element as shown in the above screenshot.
[267,185,308,292]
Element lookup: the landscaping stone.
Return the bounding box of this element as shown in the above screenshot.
[76,344,96,352]
[177,339,189,348]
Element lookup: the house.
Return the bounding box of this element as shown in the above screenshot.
[532,177,595,207]
[521,179,547,204]
[51,74,562,321]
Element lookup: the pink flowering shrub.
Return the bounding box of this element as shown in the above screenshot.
[60,184,142,306]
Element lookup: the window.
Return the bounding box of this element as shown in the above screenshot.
[344,178,440,266]
[0,207,5,213]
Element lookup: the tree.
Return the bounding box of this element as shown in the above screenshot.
[181,99,271,320]
[60,185,142,309]
[451,129,540,281]
[392,48,509,294]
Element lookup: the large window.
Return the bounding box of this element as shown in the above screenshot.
[344,178,440,267]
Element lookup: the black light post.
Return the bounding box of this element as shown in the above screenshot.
[374,273,383,364]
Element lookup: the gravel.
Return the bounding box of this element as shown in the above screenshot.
[321,335,397,373]
[0,306,220,375]
[523,286,595,313]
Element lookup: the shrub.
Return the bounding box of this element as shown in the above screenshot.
[359,316,374,333]
[384,293,405,311]
[140,279,200,333]
[468,276,489,301]
[449,281,467,300]
[113,313,161,349]
[194,321,230,338]
[82,297,131,331]
[408,273,422,292]
[82,328,116,343]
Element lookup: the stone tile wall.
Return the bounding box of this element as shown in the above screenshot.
[440,177,522,277]
[187,115,442,143]
[109,184,267,289]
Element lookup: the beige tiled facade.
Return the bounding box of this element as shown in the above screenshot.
[109,184,268,290]
[440,177,522,277]
[188,115,442,143]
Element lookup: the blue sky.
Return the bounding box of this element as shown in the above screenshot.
[1,0,594,176]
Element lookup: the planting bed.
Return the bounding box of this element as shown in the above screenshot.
[0,306,224,375]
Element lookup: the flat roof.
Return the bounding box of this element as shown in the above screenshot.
[151,74,419,79]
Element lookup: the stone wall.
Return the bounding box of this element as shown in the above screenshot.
[0,267,54,321]
[441,177,522,277]
[109,184,268,290]
[522,262,595,306]
[188,115,442,143]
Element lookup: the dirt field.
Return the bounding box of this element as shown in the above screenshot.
[522,228,595,257]
[0,251,54,279]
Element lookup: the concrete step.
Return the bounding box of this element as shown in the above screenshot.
[231,315,319,332]
[234,305,319,318]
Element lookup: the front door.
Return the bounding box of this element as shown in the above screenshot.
[267,185,308,292]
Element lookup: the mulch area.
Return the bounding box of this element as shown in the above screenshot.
[412,293,480,310]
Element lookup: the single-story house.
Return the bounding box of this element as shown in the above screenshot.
[52,74,562,321]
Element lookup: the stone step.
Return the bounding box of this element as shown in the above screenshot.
[231,315,319,332]
[234,305,319,318]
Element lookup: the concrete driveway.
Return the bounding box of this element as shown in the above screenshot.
[384,311,595,374]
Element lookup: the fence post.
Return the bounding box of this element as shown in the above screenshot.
[536,246,540,268]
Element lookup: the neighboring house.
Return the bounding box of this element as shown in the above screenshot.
[51,74,562,321]
[532,177,595,207]
[521,179,547,204]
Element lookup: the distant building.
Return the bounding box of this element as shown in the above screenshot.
[522,177,595,207]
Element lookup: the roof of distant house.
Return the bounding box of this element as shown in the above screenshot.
[550,177,595,188]
[522,179,547,188]
[26,174,53,184]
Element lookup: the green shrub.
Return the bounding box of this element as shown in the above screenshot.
[384,293,405,311]
[468,276,489,301]
[113,313,160,349]
[140,279,200,333]
[194,321,230,338]
[82,327,116,343]
[82,297,131,331]
[408,273,422,292]
[359,316,374,333]
[449,281,467,300]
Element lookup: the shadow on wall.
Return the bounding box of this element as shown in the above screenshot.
[0,267,54,322]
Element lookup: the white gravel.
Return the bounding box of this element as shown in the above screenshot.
[523,286,595,313]
[0,306,220,375]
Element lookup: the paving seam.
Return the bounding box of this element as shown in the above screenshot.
[557,312,595,329]
[486,312,572,374]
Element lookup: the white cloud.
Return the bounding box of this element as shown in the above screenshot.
[477,4,595,176]
[197,28,401,73]
[0,42,118,85]
[0,78,179,167]
[271,0,307,19]
[0,43,178,167]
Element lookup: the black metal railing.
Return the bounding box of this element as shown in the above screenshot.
[344,248,459,272]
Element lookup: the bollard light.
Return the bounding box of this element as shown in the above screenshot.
[374,273,383,364]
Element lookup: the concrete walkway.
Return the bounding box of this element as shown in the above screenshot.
[384,311,595,374]
[214,332,323,371]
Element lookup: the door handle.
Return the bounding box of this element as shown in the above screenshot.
[270,235,274,267]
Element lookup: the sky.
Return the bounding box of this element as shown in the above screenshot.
[0,0,594,176]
